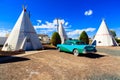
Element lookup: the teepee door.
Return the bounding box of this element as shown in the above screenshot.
[25,37,33,50]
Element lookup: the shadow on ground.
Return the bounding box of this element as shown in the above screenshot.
[79,53,105,59]
[0,56,30,64]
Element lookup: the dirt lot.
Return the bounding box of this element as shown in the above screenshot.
[0,49,120,80]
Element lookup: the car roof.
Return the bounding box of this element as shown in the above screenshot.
[66,39,83,43]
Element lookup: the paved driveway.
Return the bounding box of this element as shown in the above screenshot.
[97,47,120,56]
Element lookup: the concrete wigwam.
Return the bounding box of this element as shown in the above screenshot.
[92,19,118,46]
[57,20,68,44]
[2,8,42,51]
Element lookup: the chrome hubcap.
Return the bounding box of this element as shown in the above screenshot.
[74,49,79,56]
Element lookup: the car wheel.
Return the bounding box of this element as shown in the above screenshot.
[58,47,61,52]
[73,49,79,56]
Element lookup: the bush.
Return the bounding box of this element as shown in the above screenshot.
[79,31,89,44]
[115,38,120,44]
[51,32,61,46]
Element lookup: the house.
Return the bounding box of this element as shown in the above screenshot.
[38,34,50,44]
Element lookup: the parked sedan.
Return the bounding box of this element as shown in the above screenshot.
[57,40,97,56]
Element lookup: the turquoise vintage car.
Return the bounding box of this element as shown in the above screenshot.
[57,40,97,56]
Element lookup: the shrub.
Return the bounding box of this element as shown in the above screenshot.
[51,32,61,46]
[115,38,120,44]
[79,31,89,44]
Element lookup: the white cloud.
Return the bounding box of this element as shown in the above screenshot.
[65,22,68,26]
[84,10,93,16]
[84,28,96,32]
[67,28,96,39]
[0,28,11,37]
[58,19,65,24]
[34,18,70,35]
[36,29,54,34]
[37,20,42,24]
[34,22,57,29]
[36,20,42,26]
[67,30,83,37]
[34,19,69,29]
[34,19,96,38]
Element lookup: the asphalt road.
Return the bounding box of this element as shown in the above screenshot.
[97,47,120,56]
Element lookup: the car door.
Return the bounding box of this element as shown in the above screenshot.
[61,41,74,52]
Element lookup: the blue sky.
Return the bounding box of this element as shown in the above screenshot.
[0,0,120,38]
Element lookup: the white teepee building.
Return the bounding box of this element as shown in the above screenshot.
[58,22,68,44]
[92,19,118,46]
[2,8,43,51]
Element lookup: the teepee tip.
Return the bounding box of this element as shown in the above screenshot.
[22,5,27,12]
[102,18,105,21]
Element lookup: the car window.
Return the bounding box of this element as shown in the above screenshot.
[64,41,73,45]
[76,42,85,45]
[64,40,85,45]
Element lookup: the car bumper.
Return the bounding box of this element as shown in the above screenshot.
[83,50,97,54]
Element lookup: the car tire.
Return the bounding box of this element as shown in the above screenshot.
[58,47,61,52]
[73,49,79,56]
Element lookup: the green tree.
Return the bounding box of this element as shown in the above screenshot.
[110,30,116,38]
[115,38,120,44]
[51,32,61,46]
[79,31,89,44]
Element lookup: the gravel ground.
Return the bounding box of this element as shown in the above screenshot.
[0,50,120,80]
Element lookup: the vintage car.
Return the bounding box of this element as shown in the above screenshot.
[57,40,97,56]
